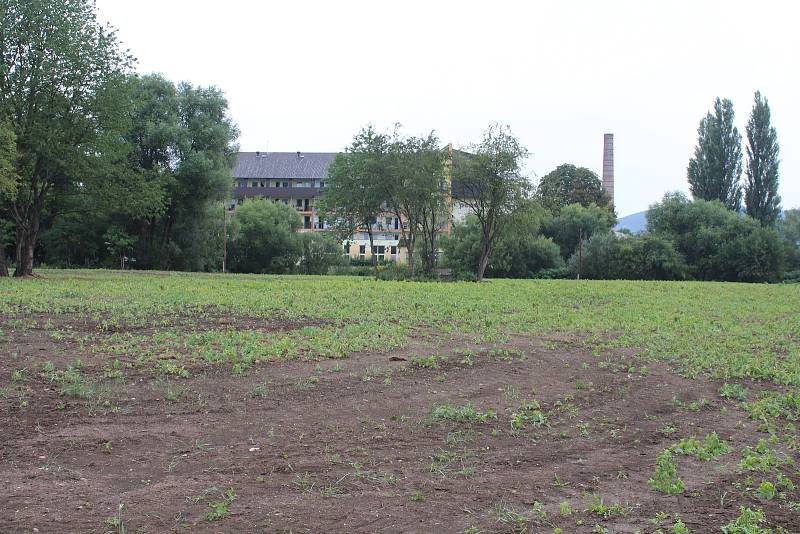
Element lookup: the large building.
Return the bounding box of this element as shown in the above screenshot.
[232,135,614,263]
[231,151,426,262]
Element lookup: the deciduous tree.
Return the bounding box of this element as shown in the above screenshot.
[319,126,392,279]
[0,0,133,276]
[536,164,611,214]
[227,199,301,274]
[386,133,448,276]
[451,124,530,281]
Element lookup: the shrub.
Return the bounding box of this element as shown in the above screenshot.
[297,233,346,275]
[648,449,685,495]
[647,193,783,282]
[570,233,687,280]
[721,507,773,534]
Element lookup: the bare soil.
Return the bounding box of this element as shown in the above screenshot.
[1,315,797,533]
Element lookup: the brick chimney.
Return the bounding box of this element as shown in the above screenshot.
[602,133,614,205]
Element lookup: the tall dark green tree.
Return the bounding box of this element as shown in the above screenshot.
[451,124,530,281]
[0,0,133,276]
[744,91,781,226]
[121,74,238,270]
[536,164,611,214]
[687,98,743,211]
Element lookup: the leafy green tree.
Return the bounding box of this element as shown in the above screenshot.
[386,132,448,276]
[129,77,238,270]
[227,199,301,274]
[26,74,237,272]
[536,164,611,214]
[543,203,617,259]
[318,126,392,279]
[687,98,743,211]
[451,124,530,281]
[443,201,562,279]
[0,123,18,276]
[744,91,781,226]
[0,0,133,276]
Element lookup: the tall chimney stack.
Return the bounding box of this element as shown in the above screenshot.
[602,133,614,205]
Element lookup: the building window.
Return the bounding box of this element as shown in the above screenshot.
[342,243,350,256]
[372,245,385,262]
[359,245,366,260]
[390,245,398,262]
[283,181,289,188]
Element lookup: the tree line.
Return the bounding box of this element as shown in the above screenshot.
[443,94,798,283]
[1,0,796,282]
[0,1,239,276]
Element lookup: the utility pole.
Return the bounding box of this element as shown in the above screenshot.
[222,200,229,273]
[577,228,583,280]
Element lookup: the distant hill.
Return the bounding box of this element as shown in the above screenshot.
[614,208,794,234]
[615,210,648,233]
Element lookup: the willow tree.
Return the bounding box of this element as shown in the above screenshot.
[0,0,133,276]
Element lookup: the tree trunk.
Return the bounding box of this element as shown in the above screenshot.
[13,207,40,278]
[14,228,36,277]
[477,246,491,282]
[0,244,8,277]
[406,234,415,276]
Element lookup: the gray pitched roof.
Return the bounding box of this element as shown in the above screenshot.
[233,152,337,180]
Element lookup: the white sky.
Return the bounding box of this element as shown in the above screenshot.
[95,0,799,217]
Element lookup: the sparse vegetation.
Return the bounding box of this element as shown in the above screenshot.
[1,271,799,531]
[649,449,686,495]
[429,403,496,424]
[671,432,731,461]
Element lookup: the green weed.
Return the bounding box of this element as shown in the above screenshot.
[649,449,686,495]
[429,403,496,424]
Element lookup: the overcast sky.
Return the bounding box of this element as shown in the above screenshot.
[95,0,798,217]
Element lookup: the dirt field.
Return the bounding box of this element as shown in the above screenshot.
[2,306,797,533]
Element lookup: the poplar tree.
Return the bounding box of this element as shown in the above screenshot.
[744,91,781,226]
[687,98,743,211]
